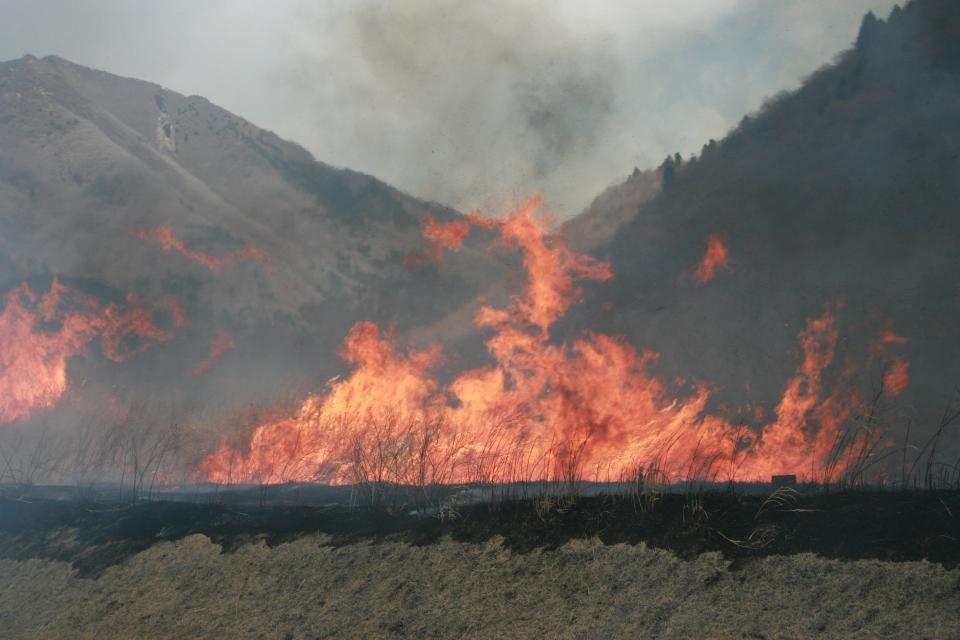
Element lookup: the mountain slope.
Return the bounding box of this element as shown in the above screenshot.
[0,55,501,410]
[577,0,960,434]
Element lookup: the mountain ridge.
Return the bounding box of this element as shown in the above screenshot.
[0,53,502,413]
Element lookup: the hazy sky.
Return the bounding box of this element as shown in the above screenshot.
[0,0,901,214]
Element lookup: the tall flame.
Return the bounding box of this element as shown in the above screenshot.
[0,280,181,424]
[199,196,890,485]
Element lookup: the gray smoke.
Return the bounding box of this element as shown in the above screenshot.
[327,0,618,210]
[0,0,901,214]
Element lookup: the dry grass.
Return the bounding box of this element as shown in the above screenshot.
[2,534,959,639]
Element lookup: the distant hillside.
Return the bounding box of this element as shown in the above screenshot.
[0,55,502,410]
[576,0,960,433]
[562,166,662,254]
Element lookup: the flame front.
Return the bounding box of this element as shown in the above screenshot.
[0,280,181,424]
[199,196,901,485]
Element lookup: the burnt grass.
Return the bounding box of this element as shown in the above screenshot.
[2,490,959,578]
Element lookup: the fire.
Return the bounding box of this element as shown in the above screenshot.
[198,196,891,485]
[883,359,910,397]
[871,322,910,397]
[187,330,236,378]
[198,322,443,484]
[879,324,910,346]
[0,280,181,424]
[403,213,473,266]
[693,233,729,285]
[136,225,269,274]
[742,309,863,477]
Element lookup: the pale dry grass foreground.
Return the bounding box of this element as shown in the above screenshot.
[1,535,959,639]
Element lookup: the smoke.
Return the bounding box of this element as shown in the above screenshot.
[281,0,621,213]
[0,0,902,213]
[279,0,902,212]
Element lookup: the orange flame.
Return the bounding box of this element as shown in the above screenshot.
[136,226,269,274]
[401,211,496,267]
[0,280,181,424]
[879,324,910,346]
[198,196,885,485]
[693,233,730,285]
[871,321,910,397]
[403,213,473,266]
[187,330,236,378]
[883,359,910,397]
[198,322,443,484]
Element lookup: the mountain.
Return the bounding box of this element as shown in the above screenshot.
[4,0,960,457]
[562,166,662,254]
[0,54,503,412]
[573,0,960,435]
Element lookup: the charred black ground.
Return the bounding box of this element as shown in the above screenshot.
[2,490,958,578]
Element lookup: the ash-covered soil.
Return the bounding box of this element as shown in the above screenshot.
[2,491,960,576]
[2,492,960,638]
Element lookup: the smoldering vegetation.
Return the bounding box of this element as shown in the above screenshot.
[5,487,960,572]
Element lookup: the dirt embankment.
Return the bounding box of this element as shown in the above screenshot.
[2,534,959,639]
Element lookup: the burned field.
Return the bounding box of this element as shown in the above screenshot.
[3,489,960,575]
[3,489,960,639]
